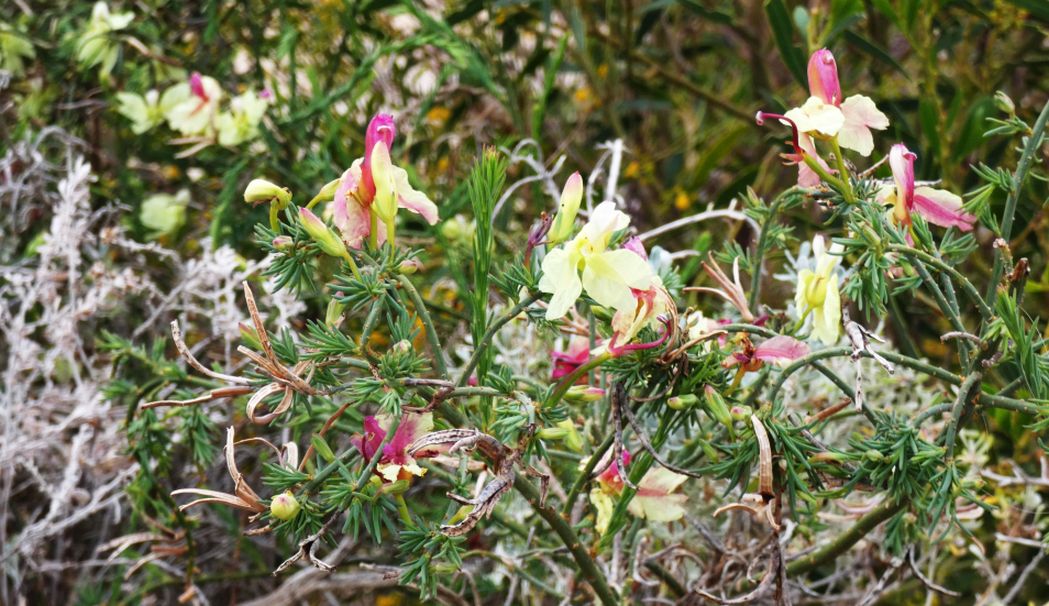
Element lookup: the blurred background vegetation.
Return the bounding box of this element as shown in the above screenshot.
[3,0,1048,603]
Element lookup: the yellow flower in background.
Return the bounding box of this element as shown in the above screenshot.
[216,89,270,146]
[115,90,163,134]
[538,201,656,320]
[75,2,133,77]
[425,106,451,126]
[673,189,691,211]
[0,22,35,77]
[795,235,843,345]
[140,189,190,239]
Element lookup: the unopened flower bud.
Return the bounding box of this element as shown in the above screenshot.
[299,208,350,261]
[392,339,412,354]
[547,172,583,245]
[399,258,423,274]
[244,178,292,208]
[325,299,345,327]
[270,491,300,520]
[307,178,340,208]
[565,385,605,403]
[271,235,293,250]
[558,419,584,453]
[537,426,570,440]
[667,394,699,410]
[994,90,1015,116]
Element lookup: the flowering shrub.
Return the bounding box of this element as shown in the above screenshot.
[3,2,1049,605]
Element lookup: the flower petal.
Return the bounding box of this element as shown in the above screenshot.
[538,247,584,320]
[838,95,889,156]
[754,335,810,366]
[582,249,653,313]
[913,187,976,231]
[392,165,439,224]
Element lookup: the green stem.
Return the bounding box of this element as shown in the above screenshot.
[562,432,615,517]
[887,244,993,320]
[268,203,280,232]
[748,191,794,309]
[941,372,983,462]
[395,494,412,525]
[985,98,1049,302]
[397,274,449,379]
[802,153,850,196]
[543,352,612,410]
[435,402,617,605]
[828,138,856,204]
[786,499,904,576]
[513,476,619,605]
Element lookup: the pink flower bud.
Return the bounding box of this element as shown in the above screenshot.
[361,113,397,203]
[807,49,841,105]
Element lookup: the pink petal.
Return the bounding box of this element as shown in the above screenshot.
[889,144,916,212]
[807,49,841,105]
[361,113,397,203]
[754,335,809,365]
[622,236,648,260]
[351,416,386,460]
[913,187,976,231]
[393,166,438,224]
[332,162,371,249]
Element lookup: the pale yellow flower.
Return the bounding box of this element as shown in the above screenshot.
[795,235,843,345]
[216,89,270,146]
[161,72,223,136]
[76,2,133,76]
[538,201,655,320]
[115,90,163,134]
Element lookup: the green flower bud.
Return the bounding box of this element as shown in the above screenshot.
[537,426,570,440]
[325,299,345,327]
[270,491,300,521]
[244,178,292,208]
[667,394,699,410]
[994,90,1015,116]
[547,172,583,245]
[299,208,350,261]
[564,385,605,403]
[307,177,341,208]
[399,259,423,274]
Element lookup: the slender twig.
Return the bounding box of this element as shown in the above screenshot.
[985,98,1049,302]
[397,274,449,379]
[887,244,994,320]
[786,499,904,576]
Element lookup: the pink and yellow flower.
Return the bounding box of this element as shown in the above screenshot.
[883,143,976,232]
[588,451,688,533]
[350,413,435,483]
[330,114,438,248]
[783,49,889,157]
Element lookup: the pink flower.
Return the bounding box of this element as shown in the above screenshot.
[551,337,591,381]
[724,335,809,370]
[885,144,976,232]
[350,413,435,482]
[330,114,438,248]
[765,49,888,158]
